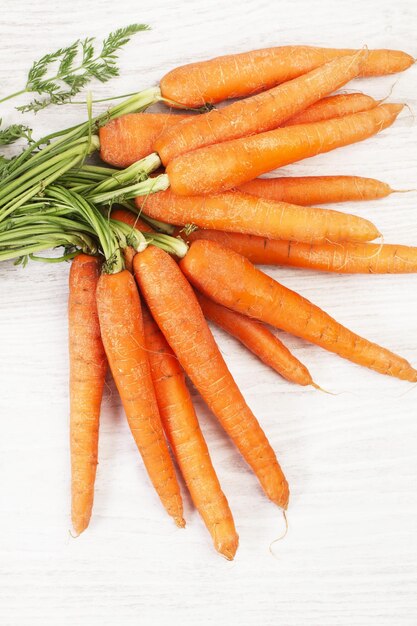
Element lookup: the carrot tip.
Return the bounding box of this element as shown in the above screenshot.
[218,540,239,561]
[175,516,186,528]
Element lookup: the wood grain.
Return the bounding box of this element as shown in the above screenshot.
[0,1,416,624]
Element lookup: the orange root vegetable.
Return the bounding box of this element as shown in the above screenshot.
[137,189,380,244]
[282,92,378,126]
[196,292,314,386]
[99,112,190,168]
[160,46,414,108]
[111,207,152,232]
[141,307,238,560]
[69,254,107,535]
[133,246,289,509]
[180,240,417,382]
[166,104,403,196]
[96,269,184,526]
[239,175,393,205]
[184,229,417,274]
[156,51,368,164]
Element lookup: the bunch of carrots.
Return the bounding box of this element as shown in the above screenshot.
[2,39,417,559]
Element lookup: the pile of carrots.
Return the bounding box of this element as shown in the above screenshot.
[8,42,417,559]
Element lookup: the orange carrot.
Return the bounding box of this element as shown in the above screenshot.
[69,254,107,535]
[99,112,190,168]
[196,292,314,386]
[111,207,152,231]
[239,175,393,205]
[96,269,184,526]
[184,229,417,274]
[99,94,377,169]
[166,104,403,196]
[160,46,414,107]
[141,307,238,559]
[156,52,368,164]
[282,92,378,126]
[180,240,417,382]
[134,246,289,509]
[137,189,380,244]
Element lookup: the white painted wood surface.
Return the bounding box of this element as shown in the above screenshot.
[1,1,417,624]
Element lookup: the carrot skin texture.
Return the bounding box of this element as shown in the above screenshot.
[137,189,380,244]
[99,113,189,168]
[134,247,289,509]
[160,46,413,108]
[69,255,107,535]
[96,270,184,526]
[197,292,313,386]
[239,175,392,206]
[141,308,238,559]
[156,52,368,164]
[185,230,417,274]
[166,104,403,196]
[282,93,378,126]
[111,208,153,232]
[180,241,417,382]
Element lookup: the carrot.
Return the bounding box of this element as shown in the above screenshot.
[141,307,238,559]
[69,254,107,535]
[282,92,378,126]
[99,94,377,169]
[180,240,417,382]
[239,175,393,206]
[111,207,152,231]
[137,189,380,244]
[96,269,184,526]
[99,112,190,168]
[133,246,289,509]
[196,292,314,386]
[156,52,368,164]
[160,46,414,107]
[184,229,417,274]
[166,104,403,196]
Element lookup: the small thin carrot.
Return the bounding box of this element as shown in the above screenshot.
[184,229,417,274]
[160,46,414,107]
[141,307,238,559]
[137,189,380,244]
[111,207,152,231]
[282,92,378,126]
[134,246,289,509]
[156,51,368,164]
[239,175,393,205]
[196,292,314,386]
[99,112,190,168]
[69,254,107,535]
[96,269,184,526]
[166,104,403,196]
[180,240,417,382]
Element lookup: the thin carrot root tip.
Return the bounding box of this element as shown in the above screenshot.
[269,510,289,557]
[311,382,337,395]
[392,188,417,194]
[175,516,186,528]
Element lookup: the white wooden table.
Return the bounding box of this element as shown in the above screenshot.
[1,1,416,624]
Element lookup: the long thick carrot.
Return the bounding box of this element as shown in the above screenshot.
[239,175,393,206]
[184,229,417,274]
[166,104,403,196]
[282,92,378,126]
[141,307,238,559]
[180,240,417,382]
[156,52,368,164]
[96,269,184,526]
[69,254,107,535]
[137,189,380,244]
[99,94,377,169]
[160,46,413,107]
[133,246,289,509]
[196,292,314,386]
[99,113,190,168]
